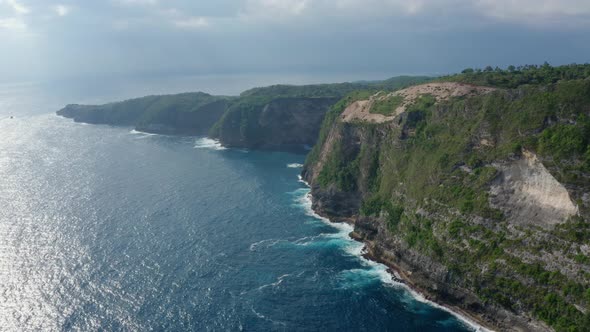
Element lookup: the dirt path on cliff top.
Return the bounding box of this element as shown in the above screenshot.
[341,82,497,124]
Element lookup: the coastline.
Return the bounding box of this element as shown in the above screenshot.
[298,176,494,332]
[358,243,495,332]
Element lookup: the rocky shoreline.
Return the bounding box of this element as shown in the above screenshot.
[354,237,495,331]
[313,215,497,331]
[301,180,553,332]
[298,178,500,332]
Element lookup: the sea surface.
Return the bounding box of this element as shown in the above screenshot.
[0,80,476,331]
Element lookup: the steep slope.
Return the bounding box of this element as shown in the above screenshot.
[57,92,231,136]
[209,77,432,150]
[209,96,339,150]
[303,72,590,331]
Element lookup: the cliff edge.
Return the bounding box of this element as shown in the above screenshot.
[303,73,590,331]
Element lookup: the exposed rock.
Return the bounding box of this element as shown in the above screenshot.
[341,82,496,123]
[490,150,578,229]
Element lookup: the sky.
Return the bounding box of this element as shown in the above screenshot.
[1,0,590,85]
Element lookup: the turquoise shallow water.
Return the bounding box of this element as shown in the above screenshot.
[0,83,476,331]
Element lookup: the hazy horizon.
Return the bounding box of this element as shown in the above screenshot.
[1,0,589,86]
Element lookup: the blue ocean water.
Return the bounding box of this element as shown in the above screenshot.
[0,82,477,331]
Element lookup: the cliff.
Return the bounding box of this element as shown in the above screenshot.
[57,92,231,136]
[209,78,431,150]
[57,76,431,150]
[53,65,590,330]
[209,96,339,150]
[303,67,590,331]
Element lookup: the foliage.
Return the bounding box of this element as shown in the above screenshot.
[441,63,590,88]
[538,116,590,159]
[360,195,404,230]
[240,76,432,99]
[316,141,359,191]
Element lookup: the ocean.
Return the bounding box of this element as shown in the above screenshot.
[0,80,477,331]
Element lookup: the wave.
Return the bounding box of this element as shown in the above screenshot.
[194,137,227,150]
[287,163,303,168]
[250,306,287,326]
[130,129,156,135]
[249,239,283,251]
[291,184,393,282]
[293,177,490,332]
[129,129,159,139]
[256,274,291,291]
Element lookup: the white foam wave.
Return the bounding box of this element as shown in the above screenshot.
[287,163,304,168]
[129,129,159,136]
[397,282,493,331]
[129,129,161,139]
[291,185,392,282]
[293,177,490,332]
[256,274,291,291]
[250,306,287,326]
[194,137,226,150]
[249,239,283,251]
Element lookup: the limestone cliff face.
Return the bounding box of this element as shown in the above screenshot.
[210,97,339,151]
[489,151,579,229]
[303,81,590,331]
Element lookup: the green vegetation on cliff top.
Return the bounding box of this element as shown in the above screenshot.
[441,62,590,88]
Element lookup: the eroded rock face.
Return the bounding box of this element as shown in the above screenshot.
[490,151,578,229]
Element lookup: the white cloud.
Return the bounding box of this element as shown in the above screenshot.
[0,16,25,29]
[0,0,30,14]
[240,0,590,24]
[332,0,428,15]
[241,0,308,20]
[475,0,590,20]
[114,0,158,6]
[54,4,70,17]
[173,16,209,28]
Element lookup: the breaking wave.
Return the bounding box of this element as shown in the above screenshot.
[194,137,227,150]
[287,163,303,168]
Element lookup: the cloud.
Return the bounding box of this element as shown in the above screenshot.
[475,0,590,22]
[0,16,25,29]
[54,4,70,17]
[1,0,590,85]
[240,0,308,20]
[114,0,158,5]
[1,0,30,14]
[238,0,590,25]
[173,16,209,28]
[331,0,428,15]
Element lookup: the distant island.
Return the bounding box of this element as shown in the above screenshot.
[58,64,590,332]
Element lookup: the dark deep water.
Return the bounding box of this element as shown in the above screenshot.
[0,82,477,331]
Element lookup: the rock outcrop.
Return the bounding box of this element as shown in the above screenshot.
[490,151,579,229]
